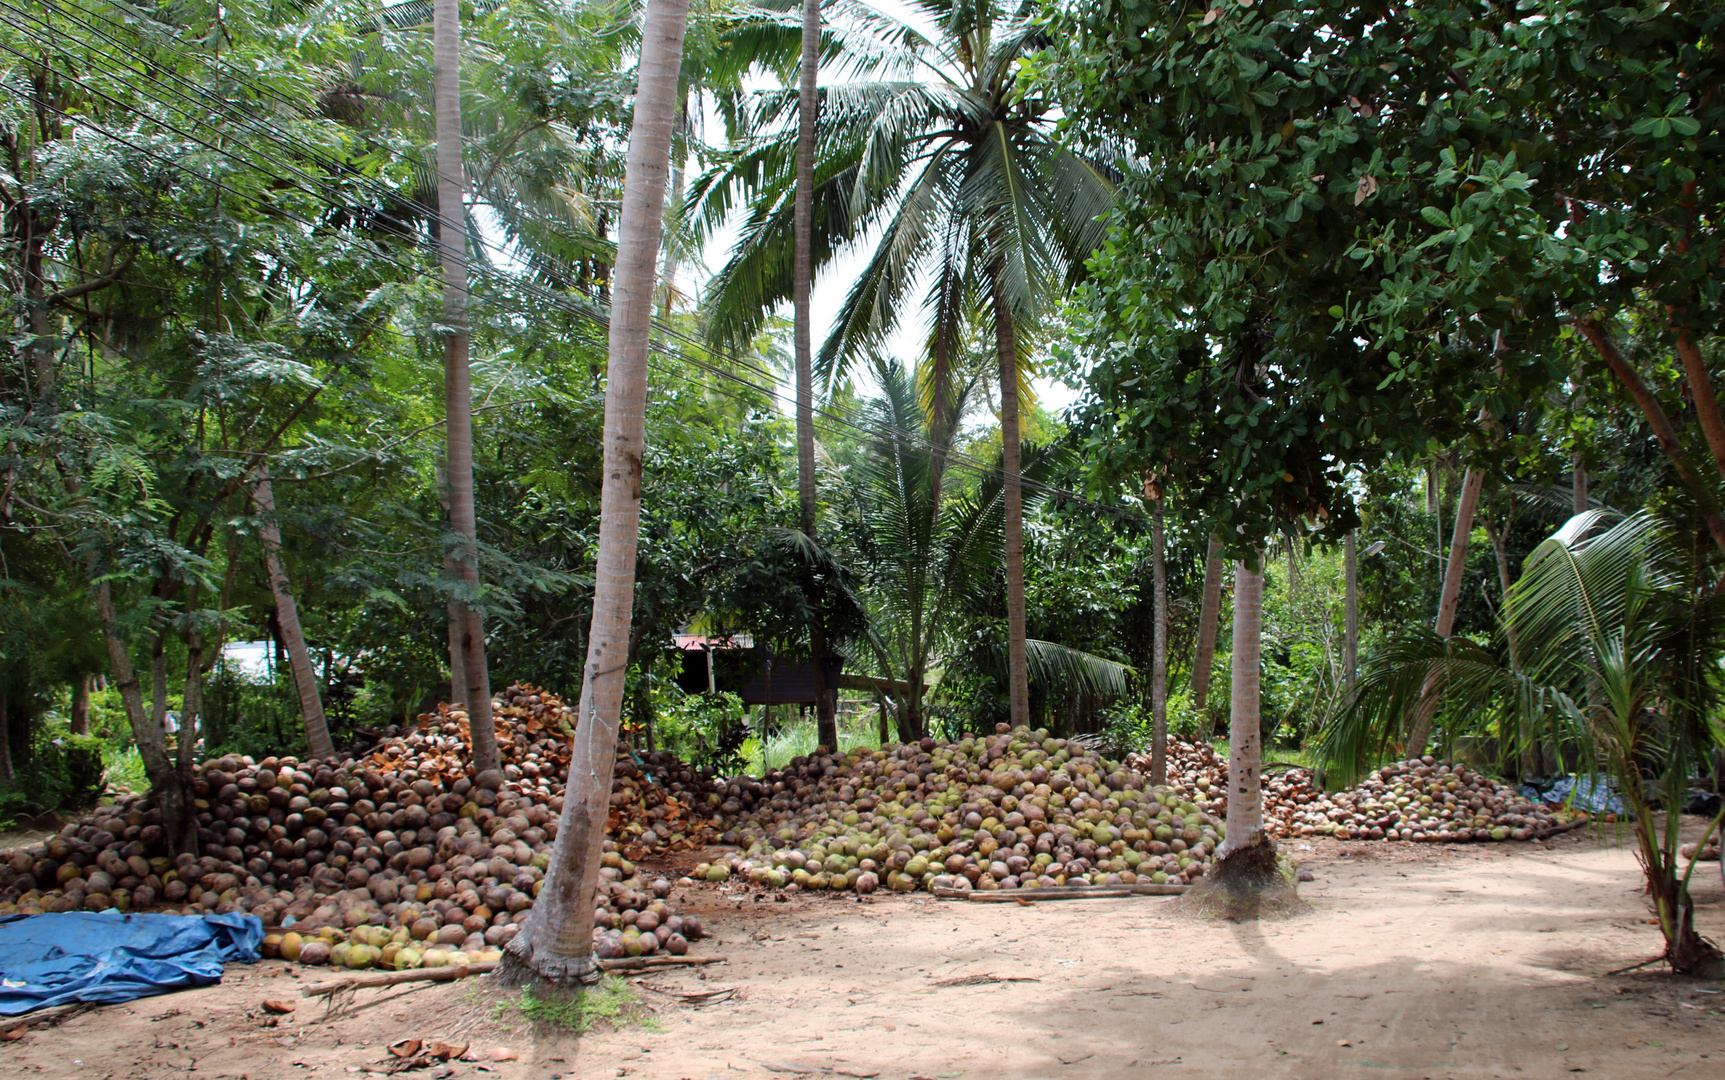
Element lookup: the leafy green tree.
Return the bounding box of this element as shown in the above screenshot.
[1050,0,1570,894]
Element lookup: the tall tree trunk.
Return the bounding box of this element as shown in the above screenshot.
[93,581,197,854]
[251,467,334,759]
[446,586,469,707]
[793,0,835,754]
[1343,531,1359,693]
[1217,557,1268,860]
[179,629,208,777]
[1436,469,1481,642]
[500,0,690,986]
[1676,332,1725,483]
[71,675,90,736]
[433,0,500,774]
[659,96,691,319]
[992,277,1030,729]
[437,467,469,708]
[1190,536,1224,724]
[1149,499,1168,785]
[1482,512,1536,777]
[149,633,169,736]
[1572,452,1588,517]
[1406,468,1483,753]
[1580,318,1725,556]
[0,690,12,784]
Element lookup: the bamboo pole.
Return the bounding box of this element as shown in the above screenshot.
[931,883,1190,901]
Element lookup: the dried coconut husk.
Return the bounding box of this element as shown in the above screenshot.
[1170,833,1305,922]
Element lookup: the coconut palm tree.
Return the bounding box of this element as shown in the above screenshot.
[1322,509,1725,976]
[500,0,693,987]
[432,0,500,773]
[792,0,837,752]
[695,0,1115,731]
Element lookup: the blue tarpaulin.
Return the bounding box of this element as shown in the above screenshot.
[1522,774,1628,816]
[0,910,262,1015]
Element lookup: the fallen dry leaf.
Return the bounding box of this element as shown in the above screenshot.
[388,1038,422,1059]
[262,1000,295,1015]
[426,1041,468,1061]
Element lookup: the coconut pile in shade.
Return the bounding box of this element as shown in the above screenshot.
[690,724,1228,895]
[1127,740,1584,841]
[0,683,708,969]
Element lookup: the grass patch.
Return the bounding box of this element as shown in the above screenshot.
[742,713,884,774]
[501,976,657,1034]
[103,744,148,793]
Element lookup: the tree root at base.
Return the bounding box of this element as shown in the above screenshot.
[1174,836,1306,921]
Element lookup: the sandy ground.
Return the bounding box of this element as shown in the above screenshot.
[4,827,1724,1080]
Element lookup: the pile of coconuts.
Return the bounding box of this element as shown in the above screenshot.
[1129,742,1582,842]
[690,723,1226,894]
[1260,757,1582,841]
[0,683,705,968]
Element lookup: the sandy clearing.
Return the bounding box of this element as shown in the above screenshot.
[5,828,1723,1080]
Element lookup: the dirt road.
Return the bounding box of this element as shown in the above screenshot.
[5,829,1722,1080]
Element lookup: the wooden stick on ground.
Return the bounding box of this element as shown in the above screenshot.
[931,883,1191,902]
[601,954,728,972]
[0,1002,88,1036]
[1532,816,1590,841]
[301,961,498,997]
[299,954,729,997]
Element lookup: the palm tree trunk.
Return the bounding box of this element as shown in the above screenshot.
[446,585,469,707]
[250,467,334,759]
[659,96,690,319]
[1149,499,1168,785]
[433,0,500,775]
[1218,557,1268,860]
[1406,467,1483,753]
[436,466,469,709]
[499,0,690,987]
[1343,530,1359,693]
[794,0,835,753]
[992,278,1030,729]
[1190,536,1224,724]
[1572,452,1588,517]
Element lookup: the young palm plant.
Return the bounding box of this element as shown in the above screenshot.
[841,360,1127,739]
[1322,510,1725,977]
